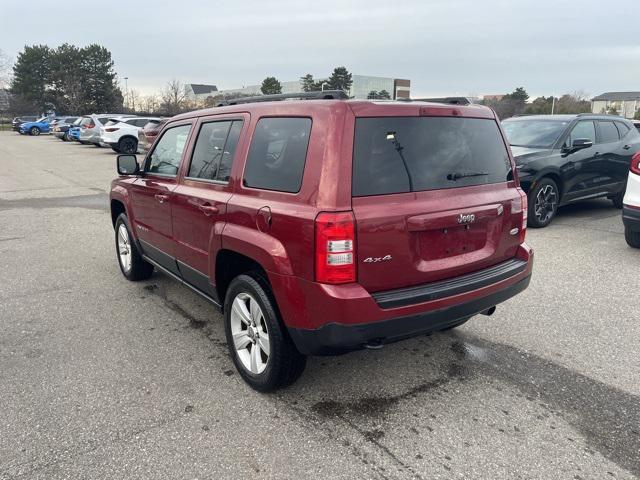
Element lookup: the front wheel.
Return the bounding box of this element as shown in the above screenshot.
[30,127,40,136]
[625,227,640,248]
[224,274,306,391]
[528,178,559,228]
[114,214,154,281]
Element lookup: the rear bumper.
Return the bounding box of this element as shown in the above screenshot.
[273,244,533,355]
[289,274,531,355]
[623,205,640,232]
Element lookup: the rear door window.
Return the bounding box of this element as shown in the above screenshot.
[352,117,512,196]
[243,117,311,193]
[187,121,232,180]
[615,121,630,138]
[597,121,620,143]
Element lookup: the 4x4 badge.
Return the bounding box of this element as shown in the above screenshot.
[457,213,476,224]
[363,255,392,263]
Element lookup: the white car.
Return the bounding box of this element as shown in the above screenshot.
[622,151,640,248]
[101,117,161,154]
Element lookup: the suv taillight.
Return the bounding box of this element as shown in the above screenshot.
[631,152,640,176]
[512,188,528,243]
[83,122,95,129]
[315,212,356,284]
[105,127,119,132]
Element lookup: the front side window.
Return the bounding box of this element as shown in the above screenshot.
[566,121,596,146]
[243,118,311,193]
[598,121,620,143]
[146,124,192,176]
[353,117,512,196]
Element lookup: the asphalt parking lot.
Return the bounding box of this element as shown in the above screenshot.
[1,131,639,480]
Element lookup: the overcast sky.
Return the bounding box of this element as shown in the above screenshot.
[1,0,639,98]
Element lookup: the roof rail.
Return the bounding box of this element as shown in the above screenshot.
[576,112,618,117]
[216,90,349,107]
[414,97,474,105]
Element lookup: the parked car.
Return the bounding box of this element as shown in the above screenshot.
[632,120,640,132]
[79,114,134,146]
[101,116,161,154]
[622,152,640,247]
[19,116,54,136]
[138,119,167,152]
[110,92,534,391]
[12,116,38,131]
[502,114,640,227]
[68,119,82,142]
[52,116,79,141]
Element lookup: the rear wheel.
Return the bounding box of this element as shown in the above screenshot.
[224,273,306,391]
[625,227,640,248]
[611,189,625,209]
[114,214,154,281]
[528,178,559,228]
[30,127,40,136]
[93,143,102,148]
[62,132,69,141]
[118,137,138,154]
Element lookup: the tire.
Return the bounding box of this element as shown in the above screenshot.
[528,178,560,228]
[118,137,138,154]
[224,273,306,391]
[94,143,102,148]
[625,227,640,248]
[30,127,40,136]
[611,189,625,209]
[114,214,154,281]
[62,132,69,141]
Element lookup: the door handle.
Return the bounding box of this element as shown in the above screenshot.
[199,203,219,216]
[154,193,169,204]
[623,145,631,150]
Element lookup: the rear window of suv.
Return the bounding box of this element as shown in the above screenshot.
[243,117,311,193]
[352,117,512,196]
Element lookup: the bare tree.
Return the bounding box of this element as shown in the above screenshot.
[161,79,187,115]
[128,88,140,112]
[0,49,12,90]
[141,94,160,114]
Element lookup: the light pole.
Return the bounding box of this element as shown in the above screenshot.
[124,77,129,110]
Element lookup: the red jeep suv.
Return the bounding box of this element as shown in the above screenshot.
[110,92,533,391]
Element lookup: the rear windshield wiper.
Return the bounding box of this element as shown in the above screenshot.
[446,172,489,181]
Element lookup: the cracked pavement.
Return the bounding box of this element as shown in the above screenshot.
[0,131,639,479]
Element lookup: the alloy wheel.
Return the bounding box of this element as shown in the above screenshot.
[117,224,132,273]
[230,292,270,374]
[534,184,558,224]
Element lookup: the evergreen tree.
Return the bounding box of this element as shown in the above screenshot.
[261,76,282,95]
[378,90,391,99]
[300,74,321,92]
[11,45,52,111]
[326,67,353,92]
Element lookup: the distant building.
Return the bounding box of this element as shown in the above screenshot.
[591,92,640,119]
[213,75,411,100]
[184,84,218,104]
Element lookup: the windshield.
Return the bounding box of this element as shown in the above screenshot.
[36,117,47,123]
[502,119,570,148]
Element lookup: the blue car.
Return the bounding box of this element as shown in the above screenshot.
[68,124,81,141]
[19,116,52,136]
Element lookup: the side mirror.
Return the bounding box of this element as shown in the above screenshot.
[117,155,140,175]
[571,138,593,150]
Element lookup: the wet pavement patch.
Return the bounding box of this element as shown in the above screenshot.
[451,334,640,477]
[0,193,108,211]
